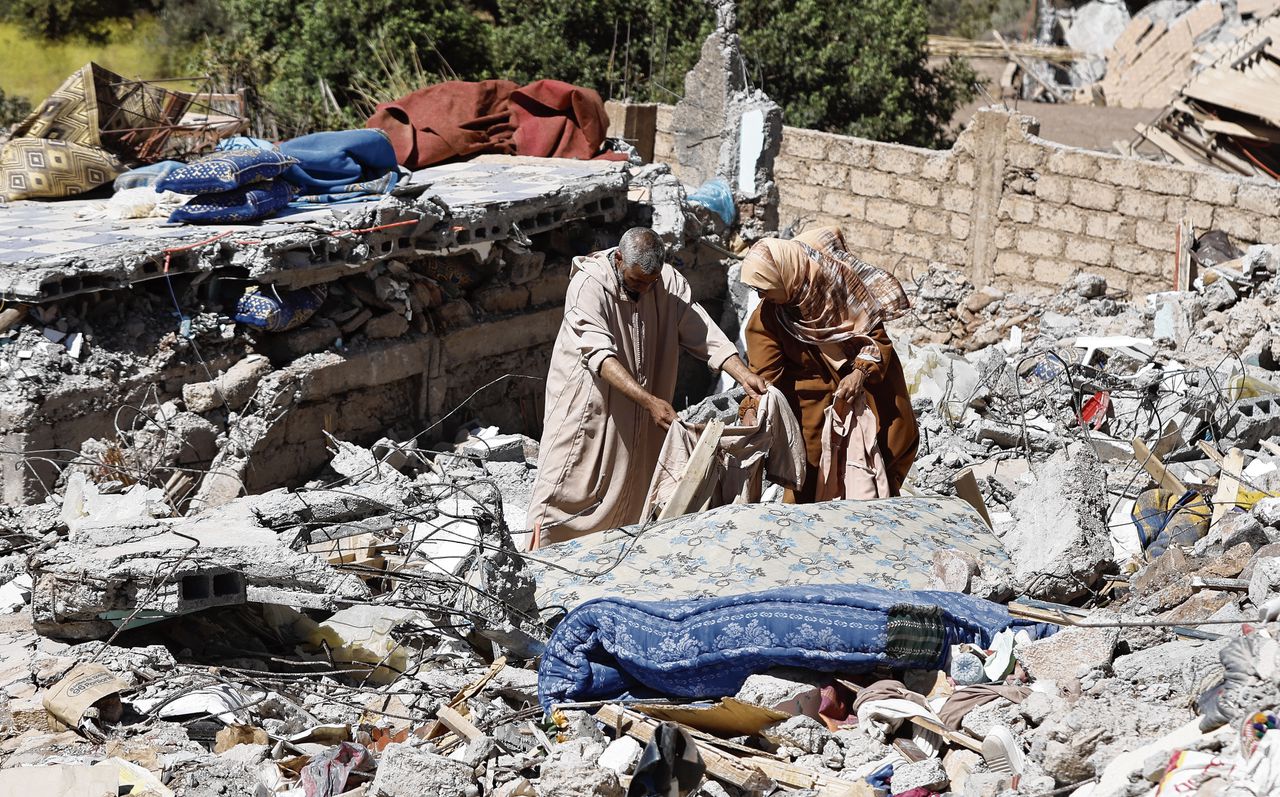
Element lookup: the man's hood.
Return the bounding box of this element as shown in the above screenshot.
[571,248,621,297]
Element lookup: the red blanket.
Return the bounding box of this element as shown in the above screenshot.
[366,79,622,169]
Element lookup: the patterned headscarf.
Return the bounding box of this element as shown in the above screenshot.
[740,226,910,349]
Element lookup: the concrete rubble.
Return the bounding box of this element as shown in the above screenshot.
[5,24,1280,797]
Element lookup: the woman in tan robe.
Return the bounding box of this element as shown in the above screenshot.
[741,227,918,501]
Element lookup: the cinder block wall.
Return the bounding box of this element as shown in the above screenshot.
[654,104,1280,294]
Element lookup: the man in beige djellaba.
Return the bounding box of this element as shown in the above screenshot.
[527,227,767,545]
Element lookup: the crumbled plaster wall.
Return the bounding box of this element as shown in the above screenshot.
[656,104,1280,294]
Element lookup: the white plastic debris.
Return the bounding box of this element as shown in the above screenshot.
[0,574,32,613]
[598,736,643,774]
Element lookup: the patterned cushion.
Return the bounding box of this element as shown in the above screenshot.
[0,138,123,201]
[158,148,296,195]
[235,284,327,332]
[168,179,294,224]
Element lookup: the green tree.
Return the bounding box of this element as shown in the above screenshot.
[0,86,32,127]
[737,0,978,147]
[201,0,495,136]
[491,0,974,148]
[489,0,713,104]
[1,0,158,40]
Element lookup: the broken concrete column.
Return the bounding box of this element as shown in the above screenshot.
[999,448,1112,601]
[670,0,781,232]
[181,354,272,413]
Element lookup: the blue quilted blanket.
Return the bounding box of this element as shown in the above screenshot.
[538,584,1055,710]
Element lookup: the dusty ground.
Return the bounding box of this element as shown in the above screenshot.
[948,57,1162,152]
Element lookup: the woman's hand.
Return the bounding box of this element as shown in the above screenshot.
[833,370,866,406]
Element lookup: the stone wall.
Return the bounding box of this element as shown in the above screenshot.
[655,104,1280,294]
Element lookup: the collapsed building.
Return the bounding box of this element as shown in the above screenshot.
[5,11,1280,797]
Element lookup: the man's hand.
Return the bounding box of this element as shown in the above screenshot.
[648,397,678,430]
[833,370,866,406]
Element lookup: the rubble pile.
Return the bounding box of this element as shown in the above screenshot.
[0,226,1273,796]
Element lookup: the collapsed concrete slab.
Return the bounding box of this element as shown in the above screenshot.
[0,157,626,302]
[29,499,369,640]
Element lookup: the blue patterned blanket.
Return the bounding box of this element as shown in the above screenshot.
[538,585,1054,710]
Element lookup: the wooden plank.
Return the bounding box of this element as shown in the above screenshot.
[952,468,993,528]
[1211,447,1245,524]
[595,705,773,792]
[1134,124,1203,168]
[1007,603,1082,626]
[742,756,876,797]
[423,657,507,741]
[1191,576,1250,592]
[1175,217,1194,291]
[658,418,724,520]
[436,705,484,742]
[1133,437,1189,495]
[993,30,1067,102]
[1196,440,1225,466]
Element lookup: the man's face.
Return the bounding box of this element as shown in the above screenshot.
[616,253,662,296]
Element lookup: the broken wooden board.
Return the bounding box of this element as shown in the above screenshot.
[1211,447,1245,525]
[596,704,773,792]
[634,698,790,737]
[952,468,993,529]
[742,755,877,797]
[1132,437,1188,495]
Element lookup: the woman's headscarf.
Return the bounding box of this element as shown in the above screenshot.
[740,227,910,362]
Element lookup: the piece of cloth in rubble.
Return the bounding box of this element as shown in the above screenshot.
[528,497,1012,608]
[235,284,328,332]
[536,583,1057,710]
[0,138,123,201]
[299,741,375,797]
[937,684,1032,730]
[366,79,624,169]
[738,226,910,372]
[279,129,400,193]
[850,679,944,748]
[526,249,738,543]
[628,721,705,797]
[1133,487,1211,558]
[816,396,890,501]
[640,385,805,520]
[1197,632,1280,731]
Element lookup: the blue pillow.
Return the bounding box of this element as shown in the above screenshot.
[235,284,328,332]
[168,179,294,224]
[158,148,296,195]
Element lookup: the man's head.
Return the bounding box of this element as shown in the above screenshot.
[613,227,665,296]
